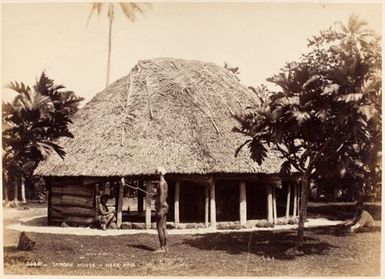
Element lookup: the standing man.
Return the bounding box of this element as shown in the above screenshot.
[153,167,169,253]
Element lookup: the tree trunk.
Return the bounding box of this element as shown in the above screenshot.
[3,172,9,206]
[4,186,9,205]
[297,172,310,248]
[13,178,19,206]
[105,6,113,88]
[21,177,27,204]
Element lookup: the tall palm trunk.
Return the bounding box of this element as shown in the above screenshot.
[3,172,9,206]
[297,171,310,247]
[105,5,113,88]
[4,185,9,205]
[21,177,27,204]
[88,3,147,88]
[13,178,19,205]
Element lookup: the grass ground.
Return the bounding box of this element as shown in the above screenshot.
[2,203,382,276]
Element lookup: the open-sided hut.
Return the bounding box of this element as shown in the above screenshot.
[35,58,300,229]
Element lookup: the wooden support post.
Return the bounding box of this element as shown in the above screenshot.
[210,180,216,228]
[145,182,152,229]
[116,178,124,228]
[137,181,144,213]
[239,181,247,226]
[114,181,118,212]
[93,183,98,214]
[297,184,300,216]
[204,184,209,227]
[293,182,298,217]
[272,186,277,224]
[47,179,52,225]
[125,184,130,211]
[286,183,291,219]
[266,185,273,223]
[174,181,180,225]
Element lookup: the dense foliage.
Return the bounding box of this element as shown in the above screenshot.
[2,72,84,203]
[234,15,381,246]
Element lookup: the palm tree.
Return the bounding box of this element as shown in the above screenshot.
[335,14,375,54]
[309,14,380,68]
[3,73,83,206]
[3,88,55,205]
[87,2,150,88]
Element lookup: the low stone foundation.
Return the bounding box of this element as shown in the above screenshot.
[119,217,299,230]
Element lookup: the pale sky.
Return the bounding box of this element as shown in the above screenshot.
[1,2,382,104]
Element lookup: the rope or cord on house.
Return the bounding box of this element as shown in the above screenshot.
[200,68,235,116]
[183,83,220,133]
[145,77,154,120]
[215,71,250,113]
[123,183,153,196]
[171,66,221,134]
[121,74,134,146]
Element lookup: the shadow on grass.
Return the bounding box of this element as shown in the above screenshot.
[183,229,338,260]
[3,246,29,265]
[307,225,351,237]
[307,225,381,237]
[4,246,21,253]
[21,216,48,226]
[126,244,154,251]
[308,203,381,220]
[354,227,381,233]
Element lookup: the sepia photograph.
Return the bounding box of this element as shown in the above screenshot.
[1,1,383,277]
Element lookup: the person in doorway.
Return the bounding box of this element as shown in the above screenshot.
[153,167,169,253]
[97,194,116,230]
[343,200,375,232]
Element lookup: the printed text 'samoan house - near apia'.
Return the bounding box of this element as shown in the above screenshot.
[35,58,300,229]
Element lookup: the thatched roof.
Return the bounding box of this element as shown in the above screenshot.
[35,58,282,177]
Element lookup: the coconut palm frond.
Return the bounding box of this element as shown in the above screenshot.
[107,3,114,22]
[119,2,148,22]
[87,2,103,25]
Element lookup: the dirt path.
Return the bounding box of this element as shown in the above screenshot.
[8,214,343,236]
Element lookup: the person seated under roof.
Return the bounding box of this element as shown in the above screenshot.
[96,194,116,230]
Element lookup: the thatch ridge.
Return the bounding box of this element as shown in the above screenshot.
[35,58,282,177]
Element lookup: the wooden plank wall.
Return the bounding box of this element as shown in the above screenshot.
[49,180,96,226]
